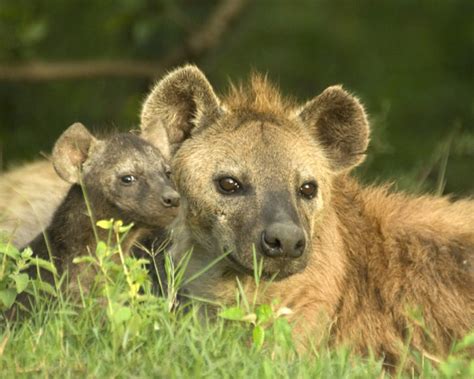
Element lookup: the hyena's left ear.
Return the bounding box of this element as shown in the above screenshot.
[140,65,221,160]
[296,86,370,172]
[52,122,97,184]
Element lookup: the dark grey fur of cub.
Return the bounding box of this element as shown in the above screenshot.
[24,123,179,295]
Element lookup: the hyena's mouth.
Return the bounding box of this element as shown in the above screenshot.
[226,253,291,281]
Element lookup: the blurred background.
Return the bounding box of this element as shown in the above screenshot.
[0,0,472,195]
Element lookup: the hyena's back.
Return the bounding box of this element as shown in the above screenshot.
[0,160,70,246]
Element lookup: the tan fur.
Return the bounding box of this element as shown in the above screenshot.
[0,160,70,247]
[141,65,474,364]
[224,75,294,116]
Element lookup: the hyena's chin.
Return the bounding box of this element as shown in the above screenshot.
[225,251,308,281]
[143,207,178,227]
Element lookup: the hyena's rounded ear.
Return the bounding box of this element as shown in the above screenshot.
[140,65,221,160]
[52,122,96,184]
[297,86,370,172]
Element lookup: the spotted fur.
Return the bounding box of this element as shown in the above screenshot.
[142,65,474,363]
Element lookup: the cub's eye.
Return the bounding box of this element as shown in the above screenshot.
[217,177,241,194]
[120,175,137,186]
[299,181,317,199]
[164,167,172,179]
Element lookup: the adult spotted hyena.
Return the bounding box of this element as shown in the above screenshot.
[141,65,474,363]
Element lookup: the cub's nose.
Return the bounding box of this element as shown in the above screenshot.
[161,189,180,208]
[260,223,305,259]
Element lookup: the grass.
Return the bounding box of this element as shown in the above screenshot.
[0,224,377,378]
[0,221,473,378]
[0,302,380,378]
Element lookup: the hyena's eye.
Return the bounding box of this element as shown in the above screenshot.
[217,177,241,194]
[299,181,317,199]
[120,175,137,186]
[164,165,172,179]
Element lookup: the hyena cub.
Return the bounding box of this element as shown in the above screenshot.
[25,122,179,292]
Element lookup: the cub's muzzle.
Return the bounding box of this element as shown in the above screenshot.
[161,187,180,208]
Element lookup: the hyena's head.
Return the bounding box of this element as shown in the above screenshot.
[52,123,180,226]
[141,66,369,279]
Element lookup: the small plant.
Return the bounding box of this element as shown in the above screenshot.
[217,247,295,351]
[219,301,294,351]
[439,331,474,378]
[0,238,57,311]
[72,219,167,349]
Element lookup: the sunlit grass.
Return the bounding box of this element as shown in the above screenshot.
[0,222,473,378]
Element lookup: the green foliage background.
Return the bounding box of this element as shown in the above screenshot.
[0,0,473,194]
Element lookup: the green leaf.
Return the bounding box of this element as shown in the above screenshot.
[21,247,33,259]
[218,306,246,321]
[28,257,58,275]
[95,241,108,258]
[113,220,123,233]
[128,314,142,335]
[256,304,273,324]
[73,256,96,265]
[96,219,114,230]
[453,331,474,352]
[0,242,20,260]
[13,273,29,293]
[253,325,265,349]
[28,279,57,296]
[0,288,17,308]
[131,258,150,266]
[440,357,464,378]
[112,306,132,324]
[119,222,134,234]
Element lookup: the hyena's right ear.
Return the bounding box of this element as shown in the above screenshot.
[296,86,370,172]
[52,122,96,184]
[140,65,221,160]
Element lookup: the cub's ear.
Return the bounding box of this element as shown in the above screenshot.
[297,86,370,172]
[52,122,96,184]
[140,65,221,160]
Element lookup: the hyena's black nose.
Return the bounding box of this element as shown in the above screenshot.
[161,189,180,208]
[260,223,305,259]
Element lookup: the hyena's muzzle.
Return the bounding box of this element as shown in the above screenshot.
[226,190,311,280]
